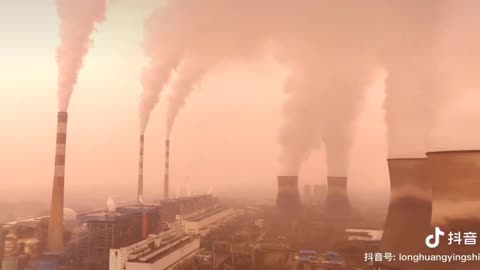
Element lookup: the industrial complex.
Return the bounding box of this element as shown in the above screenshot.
[3,1,480,270]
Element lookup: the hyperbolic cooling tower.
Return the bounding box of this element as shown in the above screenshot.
[276,176,301,213]
[426,150,480,270]
[326,176,350,214]
[380,158,432,269]
[164,139,170,200]
[138,135,145,201]
[47,112,68,251]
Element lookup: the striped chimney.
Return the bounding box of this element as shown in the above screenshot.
[164,139,170,200]
[138,135,145,201]
[142,210,149,239]
[426,150,480,270]
[47,112,68,251]
[380,158,432,270]
[326,176,350,214]
[276,176,301,214]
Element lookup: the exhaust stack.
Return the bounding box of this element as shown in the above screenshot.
[326,176,350,214]
[138,135,145,202]
[47,112,68,251]
[426,150,480,270]
[276,176,301,213]
[381,158,432,269]
[164,139,170,200]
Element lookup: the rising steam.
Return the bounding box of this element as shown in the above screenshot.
[106,197,116,212]
[56,0,107,112]
[144,0,269,135]
[380,1,441,158]
[139,5,183,134]
[275,1,378,176]
[165,56,211,137]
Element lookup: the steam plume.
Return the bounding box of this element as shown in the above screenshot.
[56,0,107,112]
[147,0,270,135]
[139,5,183,134]
[106,197,116,212]
[429,0,480,151]
[379,1,441,158]
[275,1,378,175]
[165,56,211,137]
[142,0,379,175]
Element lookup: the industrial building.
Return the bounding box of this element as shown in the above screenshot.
[0,195,221,270]
[182,207,236,236]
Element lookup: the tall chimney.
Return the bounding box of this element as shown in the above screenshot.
[326,176,350,215]
[138,135,145,202]
[47,112,68,252]
[164,139,170,200]
[380,158,432,269]
[142,210,149,239]
[426,150,480,270]
[276,176,301,214]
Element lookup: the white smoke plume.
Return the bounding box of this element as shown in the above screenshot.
[165,55,212,137]
[274,1,378,176]
[429,0,480,151]
[379,1,441,158]
[146,0,270,136]
[144,0,379,176]
[56,0,107,112]
[106,197,116,212]
[139,4,184,134]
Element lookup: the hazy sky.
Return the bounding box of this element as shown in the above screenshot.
[1,0,394,205]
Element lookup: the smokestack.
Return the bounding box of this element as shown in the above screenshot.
[138,135,145,202]
[142,210,149,239]
[164,139,170,200]
[326,177,350,215]
[276,176,301,214]
[426,150,480,270]
[47,112,68,252]
[380,158,432,269]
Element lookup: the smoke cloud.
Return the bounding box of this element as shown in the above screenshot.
[56,0,107,112]
[165,56,212,137]
[379,1,441,158]
[158,0,272,137]
[139,4,183,134]
[139,0,268,134]
[106,196,116,212]
[275,1,378,176]
[144,1,379,176]
[429,0,480,151]
[381,1,480,155]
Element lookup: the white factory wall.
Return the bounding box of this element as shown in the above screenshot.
[126,238,200,270]
[183,208,235,235]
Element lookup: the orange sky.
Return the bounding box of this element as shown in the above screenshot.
[0,0,393,206]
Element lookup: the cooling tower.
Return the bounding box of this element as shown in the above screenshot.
[164,139,170,200]
[426,150,480,270]
[326,177,350,215]
[380,158,432,270]
[138,135,145,201]
[47,112,68,252]
[276,176,301,213]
